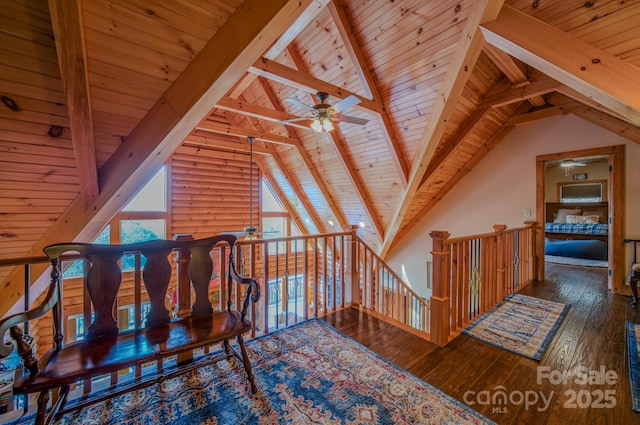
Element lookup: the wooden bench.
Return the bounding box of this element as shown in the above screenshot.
[0,235,260,425]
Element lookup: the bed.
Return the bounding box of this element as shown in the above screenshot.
[544,202,609,243]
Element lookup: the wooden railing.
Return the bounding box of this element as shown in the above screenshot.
[429,222,537,346]
[0,226,432,416]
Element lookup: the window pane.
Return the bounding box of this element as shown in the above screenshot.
[262,179,285,212]
[121,220,166,270]
[63,226,110,278]
[123,167,166,212]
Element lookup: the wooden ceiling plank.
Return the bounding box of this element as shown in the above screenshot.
[284,45,383,240]
[393,125,516,250]
[262,147,326,234]
[48,0,99,206]
[418,106,493,189]
[0,0,314,318]
[249,57,383,114]
[229,0,329,98]
[258,160,314,235]
[256,78,347,231]
[215,97,310,130]
[196,121,297,146]
[380,0,506,258]
[326,1,409,185]
[481,5,640,126]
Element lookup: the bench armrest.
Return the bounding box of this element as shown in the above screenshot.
[228,252,260,321]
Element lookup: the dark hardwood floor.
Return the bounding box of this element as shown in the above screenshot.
[323,262,640,425]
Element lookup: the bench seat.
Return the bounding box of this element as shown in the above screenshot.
[13,311,249,394]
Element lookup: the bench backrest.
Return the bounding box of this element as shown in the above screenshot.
[44,234,241,341]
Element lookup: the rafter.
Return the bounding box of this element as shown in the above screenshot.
[392,125,515,250]
[477,77,561,109]
[327,0,409,184]
[482,43,546,107]
[285,46,384,240]
[215,97,311,130]
[249,58,383,114]
[196,121,298,146]
[257,78,349,231]
[380,0,506,258]
[258,160,314,235]
[481,5,640,125]
[48,0,99,206]
[504,102,582,126]
[0,0,314,318]
[571,108,640,145]
[418,106,493,189]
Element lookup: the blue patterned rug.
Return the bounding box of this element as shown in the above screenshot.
[627,321,640,412]
[8,319,494,424]
[462,293,570,361]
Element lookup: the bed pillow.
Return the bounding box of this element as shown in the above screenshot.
[554,209,582,223]
[582,208,607,224]
[566,214,599,224]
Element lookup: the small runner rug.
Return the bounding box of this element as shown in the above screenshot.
[462,293,570,361]
[626,321,640,412]
[8,319,494,424]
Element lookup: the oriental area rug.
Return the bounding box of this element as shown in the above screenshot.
[462,293,570,361]
[626,321,640,412]
[10,319,494,424]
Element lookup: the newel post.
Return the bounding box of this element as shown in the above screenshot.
[493,225,507,303]
[345,225,360,307]
[524,221,538,282]
[429,230,450,347]
[174,234,194,318]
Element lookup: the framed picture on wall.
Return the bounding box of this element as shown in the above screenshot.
[573,173,587,180]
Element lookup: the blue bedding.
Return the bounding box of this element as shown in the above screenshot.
[545,222,608,236]
[544,237,608,260]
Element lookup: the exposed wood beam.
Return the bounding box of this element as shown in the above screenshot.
[477,77,561,109]
[392,125,515,250]
[196,121,298,146]
[555,85,632,123]
[327,0,409,184]
[48,0,99,207]
[380,0,506,258]
[571,108,640,145]
[257,78,349,231]
[0,0,313,318]
[184,135,273,155]
[215,97,310,130]
[285,46,384,240]
[504,102,582,126]
[263,146,327,234]
[417,106,493,188]
[482,43,546,107]
[257,160,313,235]
[225,100,327,235]
[249,58,383,114]
[229,0,329,98]
[481,5,640,125]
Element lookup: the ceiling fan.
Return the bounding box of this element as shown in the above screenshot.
[559,159,587,167]
[279,92,369,133]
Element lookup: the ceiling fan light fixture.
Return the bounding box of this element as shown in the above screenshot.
[560,160,575,167]
[311,117,333,133]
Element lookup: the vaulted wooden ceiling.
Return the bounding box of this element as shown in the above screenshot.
[2,0,640,316]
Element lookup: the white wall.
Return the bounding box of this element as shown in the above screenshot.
[387,114,640,299]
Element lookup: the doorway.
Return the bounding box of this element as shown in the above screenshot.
[536,145,625,293]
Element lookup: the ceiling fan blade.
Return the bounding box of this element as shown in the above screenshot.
[332,95,361,113]
[284,97,315,111]
[278,117,309,124]
[335,115,369,125]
